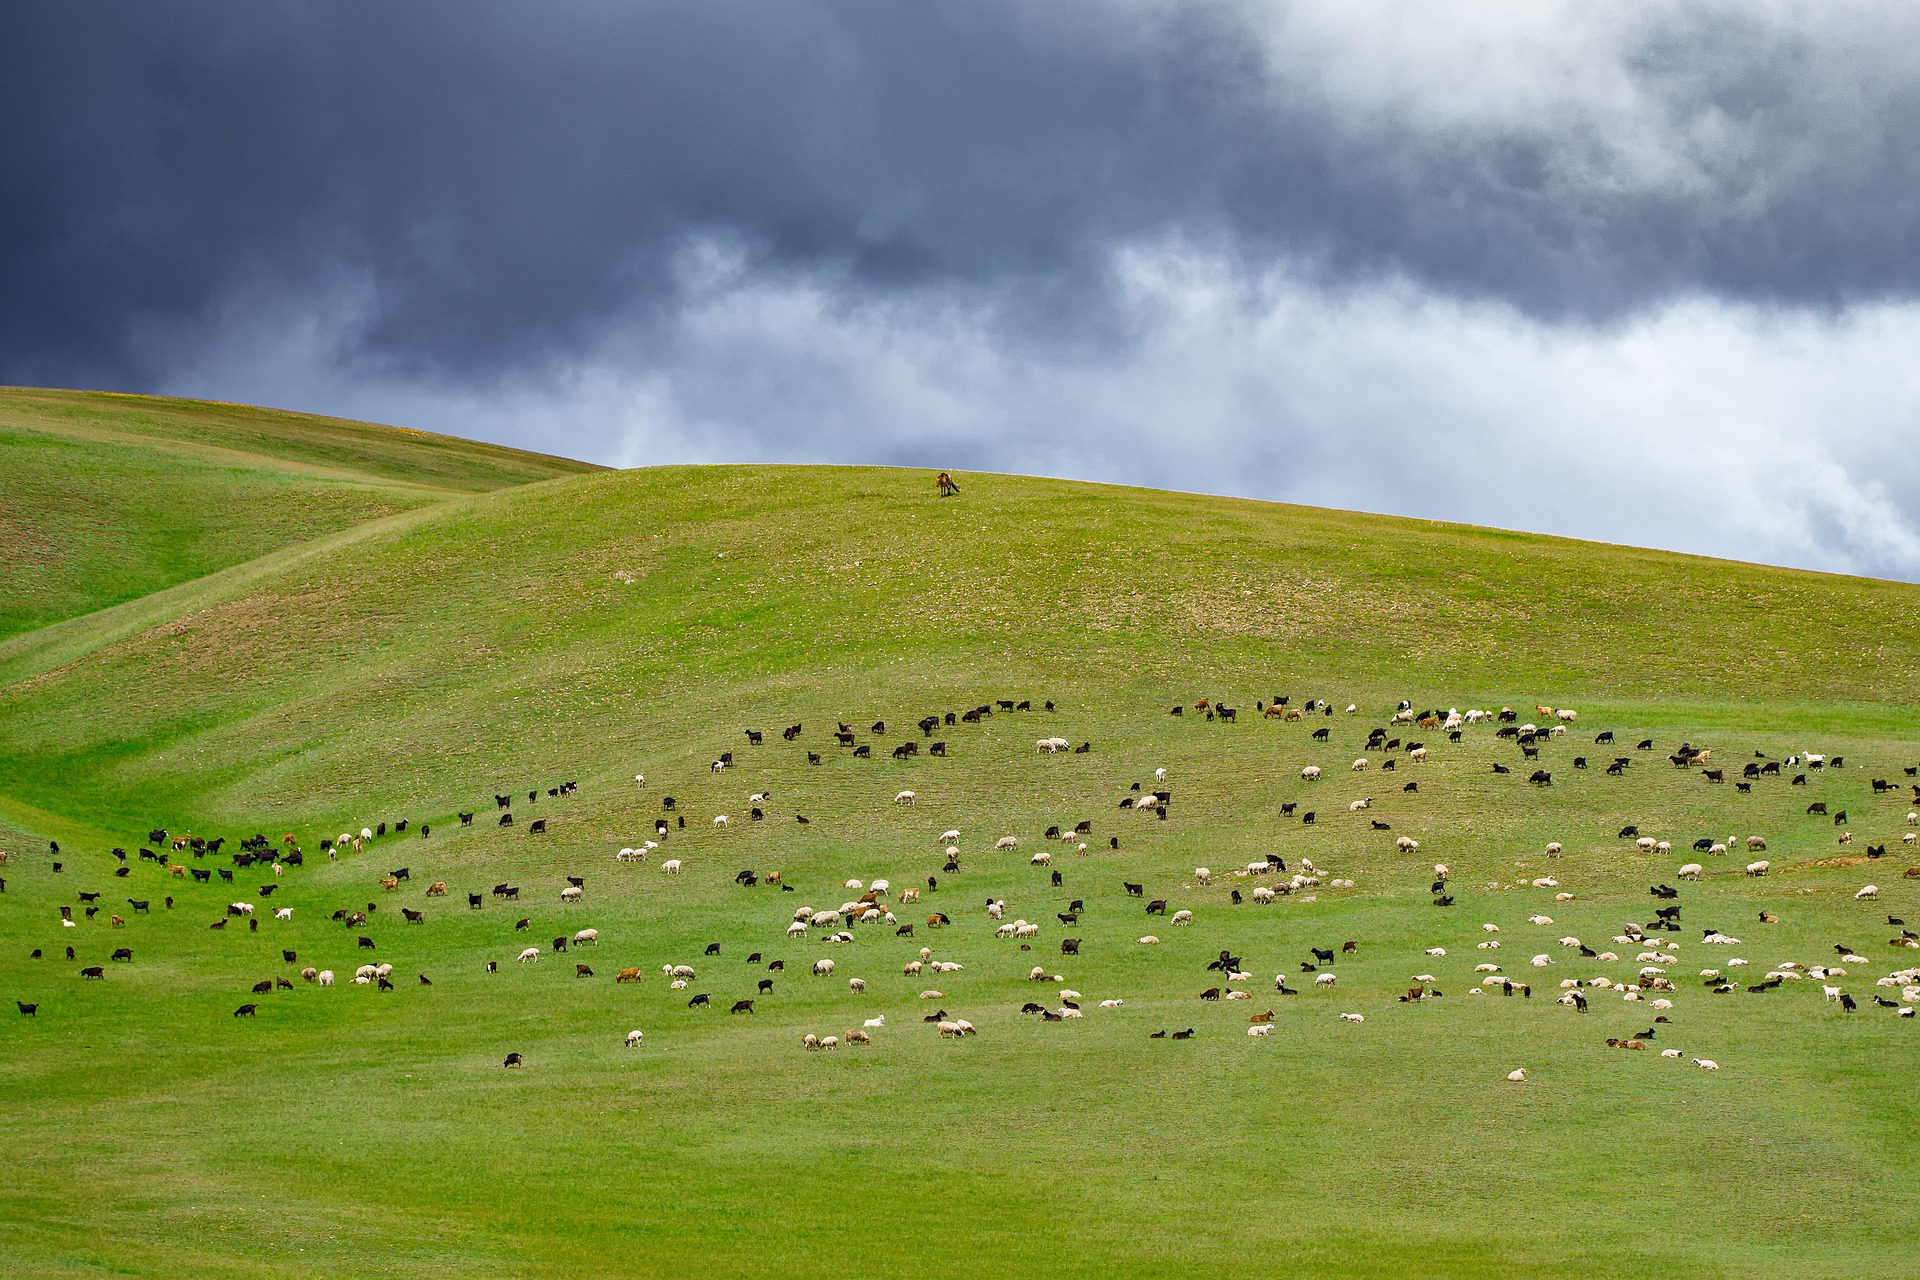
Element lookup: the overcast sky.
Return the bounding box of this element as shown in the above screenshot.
[8,2,1920,578]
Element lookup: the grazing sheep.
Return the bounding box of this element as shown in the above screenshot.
[625,1029,645,1047]
[1351,759,1368,772]
[1171,909,1193,925]
[561,885,583,903]
[662,859,683,874]
[995,836,1018,850]
[1397,836,1419,852]
[1194,867,1211,885]
[1301,765,1322,781]
[1030,850,1052,866]
[1339,1012,1364,1023]
[517,947,541,963]
[1678,863,1703,880]
[274,907,293,920]
[1315,973,1337,986]
[895,791,916,805]
[1856,884,1881,899]
[813,959,836,976]
[1745,861,1769,876]
[317,970,334,986]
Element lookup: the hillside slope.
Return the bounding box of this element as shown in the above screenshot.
[4,446,1920,1280]
[2,462,1917,842]
[0,388,598,639]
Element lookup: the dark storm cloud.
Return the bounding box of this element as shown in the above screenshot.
[7,1,1920,390]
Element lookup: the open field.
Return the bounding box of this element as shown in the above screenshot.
[3,396,1919,1278]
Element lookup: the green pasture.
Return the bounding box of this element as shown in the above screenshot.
[1,395,1917,1278]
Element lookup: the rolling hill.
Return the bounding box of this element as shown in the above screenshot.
[2,393,1917,1280]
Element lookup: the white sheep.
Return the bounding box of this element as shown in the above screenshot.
[1636,837,1657,852]
[518,947,540,963]
[1339,1012,1364,1022]
[1251,886,1276,904]
[625,1029,644,1047]
[995,836,1018,850]
[1677,863,1703,880]
[1693,1058,1719,1070]
[1507,1068,1527,1082]
[1425,947,1447,957]
[561,885,583,903]
[1528,915,1553,925]
[1397,836,1419,852]
[1194,867,1212,885]
[1351,758,1368,772]
[849,977,866,993]
[1100,999,1124,1008]
[864,1015,886,1029]
[662,859,682,874]
[1856,885,1880,900]
[1531,954,1553,967]
[904,961,923,976]
[1301,765,1321,780]
[1315,973,1337,986]
[1030,850,1052,866]
[894,791,916,805]
[813,959,836,976]
[786,921,807,937]
[1171,909,1193,925]
[1745,861,1769,876]
[274,907,293,920]
[1139,935,1160,945]
[712,815,730,828]
[1248,1024,1272,1037]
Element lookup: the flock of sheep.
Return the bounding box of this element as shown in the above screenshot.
[18,694,1918,1082]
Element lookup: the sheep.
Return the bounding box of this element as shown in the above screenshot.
[1507,1068,1527,1082]
[1248,1024,1273,1037]
[1251,887,1276,904]
[274,907,293,920]
[1100,999,1125,1008]
[1339,1012,1364,1023]
[801,1033,820,1050]
[813,959,836,976]
[1170,909,1193,925]
[938,829,961,843]
[1745,861,1769,876]
[1301,766,1321,780]
[1637,837,1657,852]
[1528,915,1553,926]
[1194,867,1211,885]
[848,977,866,993]
[1433,864,1449,880]
[1693,1058,1719,1070]
[936,1021,964,1039]
[1396,836,1419,852]
[1425,947,1447,957]
[662,859,683,874]
[995,836,1018,850]
[1139,935,1161,945]
[903,960,925,976]
[987,900,1005,920]
[1314,973,1337,986]
[1678,863,1703,880]
[1351,759,1368,772]
[1478,941,1502,951]
[864,1015,886,1028]
[625,1029,645,1047]
[518,947,541,963]
[895,791,916,805]
[1856,885,1881,900]
[919,989,945,1000]
[317,970,335,986]
[561,885,583,903]
[1030,850,1052,866]
[1531,954,1553,967]
[786,921,807,937]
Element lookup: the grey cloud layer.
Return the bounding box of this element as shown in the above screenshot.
[8,1,1920,385]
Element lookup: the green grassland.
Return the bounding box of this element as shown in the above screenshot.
[0,387,599,640]
[2,398,1918,1279]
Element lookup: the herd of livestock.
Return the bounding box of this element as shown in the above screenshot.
[9,695,1918,1074]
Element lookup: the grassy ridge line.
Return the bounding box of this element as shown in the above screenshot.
[0,387,600,640]
[0,497,474,690]
[0,387,602,491]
